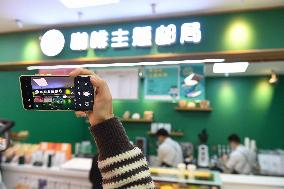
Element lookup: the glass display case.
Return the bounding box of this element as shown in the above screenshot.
[151,168,222,189]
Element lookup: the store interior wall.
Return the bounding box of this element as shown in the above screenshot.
[0,7,283,156]
[1,70,283,155]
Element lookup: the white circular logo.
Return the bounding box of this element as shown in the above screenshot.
[40,29,65,56]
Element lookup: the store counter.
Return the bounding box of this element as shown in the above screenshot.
[1,163,91,189]
[150,167,222,188]
[221,173,284,189]
[1,163,284,189]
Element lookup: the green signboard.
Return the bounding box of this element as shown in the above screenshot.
[0,9,283,63]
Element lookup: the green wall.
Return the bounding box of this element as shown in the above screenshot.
[1,70,283,154]
[0,9,284,63]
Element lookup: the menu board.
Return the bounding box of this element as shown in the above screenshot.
[179,64,205,101]
[96,69,139,99]
[144,64,205,101]
[144,66,179,100]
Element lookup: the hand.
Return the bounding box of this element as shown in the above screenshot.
[70,68,114,126]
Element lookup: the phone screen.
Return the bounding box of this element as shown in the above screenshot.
[20,76,94,111]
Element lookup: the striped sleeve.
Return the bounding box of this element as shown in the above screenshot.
[90,117,155,189]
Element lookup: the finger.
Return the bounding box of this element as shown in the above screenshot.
[75,111,87,118]
[69,68,95,77]
[69,68,81,77]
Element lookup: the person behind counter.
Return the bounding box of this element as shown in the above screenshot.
[223,134,252,174]
[156,128,183,167]
[71,69,155,189]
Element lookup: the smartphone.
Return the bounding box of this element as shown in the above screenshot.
[20,75,94,111]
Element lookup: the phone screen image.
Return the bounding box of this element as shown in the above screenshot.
[31,77,75,110]
[20,76,94,111]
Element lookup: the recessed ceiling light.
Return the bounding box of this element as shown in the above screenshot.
[213,62,249,73]
[59,0,120,9]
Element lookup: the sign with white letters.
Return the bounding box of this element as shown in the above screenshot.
[132,26,152,47]
[70,32,89,50]
[180,22,202,44]
[90,30,109,49]
[111,28,130,48]
[155,24,177,46]
[40,22,202,56]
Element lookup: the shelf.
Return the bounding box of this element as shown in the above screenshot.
[120,118,153,123]
[175,107,212,112]
[147,131,184,137]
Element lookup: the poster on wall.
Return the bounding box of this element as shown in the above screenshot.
[144,66,179,100]
[179,64,205,101]
[95,69,139,99]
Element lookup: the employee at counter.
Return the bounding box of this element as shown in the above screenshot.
[156,128,183,167]
[223,134,252,174]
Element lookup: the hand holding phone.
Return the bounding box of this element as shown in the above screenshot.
[69,69,113,126]
[20,69,114,126]
[20,75,94,111]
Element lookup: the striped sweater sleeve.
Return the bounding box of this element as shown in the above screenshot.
[89,117,155,189]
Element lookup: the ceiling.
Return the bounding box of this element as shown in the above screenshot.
[205,61,284,77]
[0,0,284,33]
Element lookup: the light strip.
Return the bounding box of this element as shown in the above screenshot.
[203,59,225,63]
[213,62,249,73]
[27,65,84,70]
[27,58,225,70]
